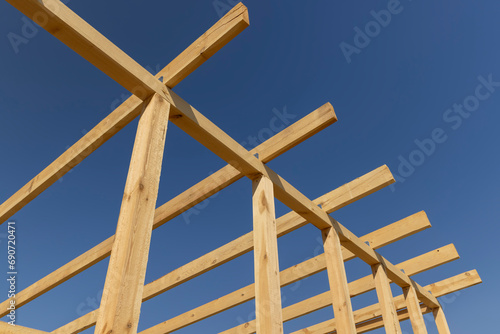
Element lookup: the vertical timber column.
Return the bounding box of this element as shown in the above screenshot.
[403,284,428,334]
[322,227,357,334]
[252,175,284,334]
[371,263,402,334]
[433,307,451,334]
[95,94,170,334]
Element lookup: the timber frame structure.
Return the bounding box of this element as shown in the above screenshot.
[0,2,481,334]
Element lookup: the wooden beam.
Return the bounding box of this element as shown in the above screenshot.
[0,322,49,334]
[57,211,427,334]
[0,2,249,227]
[290,270,482,334]
[0,104,336,318]
[94,94,170,334]
[433,307,451,334]
[252,176,284,333]
[356,306,432,334]
[322,227,357,334]
[403,284,428,334]
[219,244,458,334]
[371,262,402,334]
[52,310,98,334]
[314,165,394,213]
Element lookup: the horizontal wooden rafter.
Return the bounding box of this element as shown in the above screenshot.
[356,304,432,334]
[290,270,482,334]
[219,244,459,334]
[55,211,430,334]
[0,2,250,227]
[0,103,336,319]
[0,322,49,334]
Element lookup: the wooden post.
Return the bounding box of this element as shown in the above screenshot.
[403,284,428,334]
[433,307,451,334]
[322,227,357,334]
[371,262,402,334]
[252,175,284,334]
[94,94,170,334]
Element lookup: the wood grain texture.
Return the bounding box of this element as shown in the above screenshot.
[355,306,432,334]
[403,284,428,334]
[94,94,170,334]
[372,263,402,334]
[433,307,452,334]
[0,322,49,333]
[322,227,357,334]
[252,176,283,334]
[315,164,394,213]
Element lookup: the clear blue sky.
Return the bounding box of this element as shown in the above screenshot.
[0,0,498,333]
